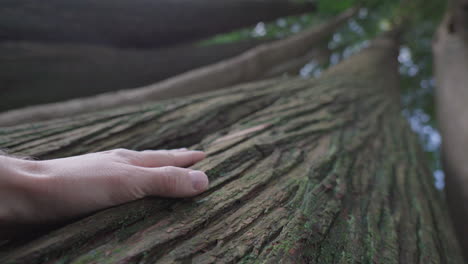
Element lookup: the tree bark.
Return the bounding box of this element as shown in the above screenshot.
[0,32,463,263]
[0,8,355,127]
[0,0,315,48]
[433,1,468,258]
[0,40,267,111]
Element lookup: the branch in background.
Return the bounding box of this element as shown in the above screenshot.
[0,8,357,127]
[0,39,268,111]
[0,0,315,48]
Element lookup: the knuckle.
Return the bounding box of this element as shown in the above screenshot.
[165,152,177,165]
[120,166,148,199]
[105,166,131,188]
[160,166,180,193]
[112,148,131,157]
[163,166,178,173]
[100,164,155,199]
[110,148,137,163]
[22,160,47,175]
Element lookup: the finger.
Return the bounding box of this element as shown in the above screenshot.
[169,148,188,152]
[149,148,188,152]
[133,166,209,197]
[135,150,206,168]
[101,148,188,154]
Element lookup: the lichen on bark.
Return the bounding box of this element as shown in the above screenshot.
[0,33,463,263]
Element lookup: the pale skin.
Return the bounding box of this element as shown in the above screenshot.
[0,148,209,228]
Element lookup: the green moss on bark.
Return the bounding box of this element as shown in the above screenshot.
[0,33,463,263]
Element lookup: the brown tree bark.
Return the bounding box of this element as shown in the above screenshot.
[0,40,267,111]
[0,8,355,127]
[0,32,463,263]
[0,0,315,48]
[433,0,468,258]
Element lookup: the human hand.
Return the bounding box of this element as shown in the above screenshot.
[0,148,208,225]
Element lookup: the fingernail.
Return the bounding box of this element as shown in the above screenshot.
[175,148,188,151]
[189,171,208,191]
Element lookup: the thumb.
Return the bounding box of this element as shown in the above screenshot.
[135,166,209,198]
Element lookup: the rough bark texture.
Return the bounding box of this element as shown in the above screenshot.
[433,1,468,258]
[0,33,463,263]
[0,40,266,111]
[0,9,355,127]
[0,0,315,48]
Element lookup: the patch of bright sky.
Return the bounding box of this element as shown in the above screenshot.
[300,60,322,78]
[358,8,368,19]
[251,22,267,37]
[399,46,420,77]
[399,46,444,190]
[348,19,365,35]
[291,23,302,33]
[379,19,392,31]
[342,40,370,59]
[276,18,287,28]
[434,170,445,190]
[403,109,441,152]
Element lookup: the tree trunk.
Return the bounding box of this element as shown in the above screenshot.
[433,1,468,259]
[0,32,463,263]
[0,40,267,111]
[259,41,331,79]
[0,9,355,127]
[0,0,315,48]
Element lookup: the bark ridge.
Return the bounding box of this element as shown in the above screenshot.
[0,34,463,263]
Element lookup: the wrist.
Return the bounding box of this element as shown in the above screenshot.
[0,156,45,223]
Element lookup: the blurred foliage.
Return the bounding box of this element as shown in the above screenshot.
[200,0,448,187]
[317,0,356,14]
[198,13,323,45]
[397,0,446,181]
